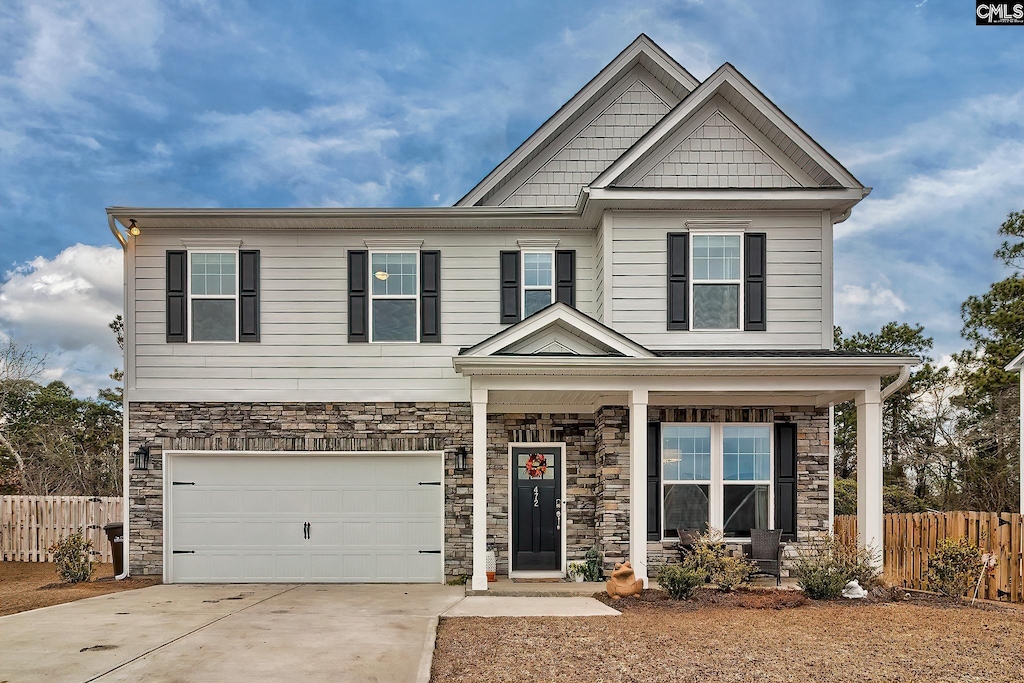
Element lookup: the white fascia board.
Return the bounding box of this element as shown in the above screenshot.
[459,303,655,359]
[453,354,921,377]
[1005,350,1024,371]
[587,187,868,205]
[592,63,863,190]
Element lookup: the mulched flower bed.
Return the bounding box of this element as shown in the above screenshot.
[0,561,160,617]
[433,587,1024,682]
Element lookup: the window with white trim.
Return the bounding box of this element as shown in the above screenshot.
[522,251,554,317]
[189,252,237,342]
[691,234,742,330]
[370,252,418,342]
[662,423,772,539]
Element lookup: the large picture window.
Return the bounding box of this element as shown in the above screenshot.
[370,252,418,342]
[691,234,741,330]
[662,423,772,540]
[189,252,237,342]
[522,251,554,317]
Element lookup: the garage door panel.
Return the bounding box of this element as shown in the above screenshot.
[169,454,443,583]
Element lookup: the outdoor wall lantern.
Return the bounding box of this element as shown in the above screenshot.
[455,446,468,473]
[133,444,151,471]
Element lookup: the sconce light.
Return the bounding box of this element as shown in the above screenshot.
[128,219,142,237]
[455,446,468,472]
[133,444,151,471]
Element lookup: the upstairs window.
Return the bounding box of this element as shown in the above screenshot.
[189,252,237,342]
[522,251,554,317]
[370,252,418,342]
[691,234,741,330]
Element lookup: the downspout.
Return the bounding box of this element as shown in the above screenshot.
[880,364,912,401]
[109,213,130,580]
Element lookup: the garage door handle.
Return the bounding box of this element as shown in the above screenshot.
[418,481,441,486]
[418,550,441,554]
[173,550,195,554]
[303,522,310,540]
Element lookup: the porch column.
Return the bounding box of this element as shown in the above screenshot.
[856,387,884,567]
[471,388,489,591]
[629,389,649,586]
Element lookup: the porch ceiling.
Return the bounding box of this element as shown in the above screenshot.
[486,387,860,413]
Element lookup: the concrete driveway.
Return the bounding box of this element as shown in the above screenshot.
[0,583,464,683]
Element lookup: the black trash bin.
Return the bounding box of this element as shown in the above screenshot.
[103,522,124,576]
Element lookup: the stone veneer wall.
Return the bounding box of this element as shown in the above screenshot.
[127,402,472,577]
[594,407,630,572]
[645,406,831,576]
[128,401,828,580]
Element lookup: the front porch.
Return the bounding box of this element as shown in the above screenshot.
[452,304,917,592]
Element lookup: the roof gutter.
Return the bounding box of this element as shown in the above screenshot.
[880,363,913,401]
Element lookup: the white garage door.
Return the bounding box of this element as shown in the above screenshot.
[167,454,443,583]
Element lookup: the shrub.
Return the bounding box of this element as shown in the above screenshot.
[679,527,754,591]
[792,535,879,600]
[656,565,706,600]
[582,545,602,582]
[926,537,984,598]
[49,529,94,584]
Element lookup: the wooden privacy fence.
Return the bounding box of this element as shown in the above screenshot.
[835,512,1024,603]
[1,496,124,563]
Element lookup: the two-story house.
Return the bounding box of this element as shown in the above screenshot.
[108,35,916,590]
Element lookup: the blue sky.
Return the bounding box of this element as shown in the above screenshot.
[0,0,1021,396]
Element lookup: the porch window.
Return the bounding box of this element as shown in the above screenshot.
[662,423,773,540]
[522,251,554,317]
[691,234,741,330]
[370,252,418,342]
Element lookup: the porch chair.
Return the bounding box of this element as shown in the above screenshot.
[743,528,784,586]
[675,528,699,562]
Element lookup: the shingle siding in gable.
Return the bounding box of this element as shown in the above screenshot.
[633,111,801,189]
[501,79,670,207]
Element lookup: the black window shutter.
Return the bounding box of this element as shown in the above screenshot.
[667,233,688,330]
[499,250,520,323]
[744,232,767,331]
[166,250,187,343]
[420,250,441,343]
[239,250,260,342]
[647,421,661,541]
[555,250,576,307]
[774,422,798,541]
[348,250,368,343]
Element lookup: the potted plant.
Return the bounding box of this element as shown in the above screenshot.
[568,562,588,582]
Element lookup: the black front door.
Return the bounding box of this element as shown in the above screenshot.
[512,446,561,571]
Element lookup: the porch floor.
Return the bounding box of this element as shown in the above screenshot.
[466,578,604,597]
[467,576,800,596]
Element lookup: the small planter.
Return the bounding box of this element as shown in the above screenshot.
[485,548,497,582]
[575,574,585,583]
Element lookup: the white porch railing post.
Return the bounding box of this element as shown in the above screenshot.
[471,388,489,591]
[856,386,884,567]
[629,389,649,586]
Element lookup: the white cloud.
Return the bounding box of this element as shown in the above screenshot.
[0,244,122,397]
[10,0,164,105]
[835,283,908,331]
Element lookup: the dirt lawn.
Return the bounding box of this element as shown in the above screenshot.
[432,590,1024,682]
[0,562,160,617]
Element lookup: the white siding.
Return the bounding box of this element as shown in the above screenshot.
[633,110,800,189]
[129,229,597,402]
[608,211,827,349]
[495,72,672,207]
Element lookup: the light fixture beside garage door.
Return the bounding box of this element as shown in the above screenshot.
[133,444,151,470]
[455,446,468,472]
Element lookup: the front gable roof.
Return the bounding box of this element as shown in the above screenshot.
[592,63,864,191]
[456,34,700,207]
[459,303,655,359]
